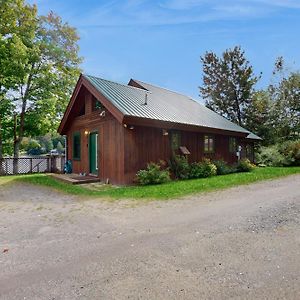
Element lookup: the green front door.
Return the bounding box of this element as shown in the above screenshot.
[89,132,98,175]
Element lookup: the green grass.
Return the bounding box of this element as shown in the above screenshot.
[1,167,300,200]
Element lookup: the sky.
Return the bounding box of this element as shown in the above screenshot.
[28,0,300,100]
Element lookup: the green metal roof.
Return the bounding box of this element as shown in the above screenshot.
[84,74,261,139]
[246,132,263,140]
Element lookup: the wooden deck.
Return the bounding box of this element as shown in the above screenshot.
[50,173,100,185]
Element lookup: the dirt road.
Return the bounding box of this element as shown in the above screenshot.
[0,175,300,299]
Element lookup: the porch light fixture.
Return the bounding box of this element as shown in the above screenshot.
[99,110,106,117]
[162,129,168,136]
[129,125,134,130]
[123,124,127,128]
[84,130,89,136]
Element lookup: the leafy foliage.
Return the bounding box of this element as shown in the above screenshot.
[0,0,82,158]
[258,140,300,167]
[278,140,300,166]
[200,46,259,127]
[168,155,190,179]
[136,162,171,185]
[244,90,274,145]
[20,133,65,155]
[256,146,286,167]
[236,158,255,172]
[189,159,217,179]
[213,160,235,175]
[269,72,300,142]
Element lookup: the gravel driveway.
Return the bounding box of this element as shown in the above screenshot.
[0,175,300,300]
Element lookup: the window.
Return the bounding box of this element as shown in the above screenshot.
[92,97,104,111]
[73,132,81,160]
[171,131,181,151]
[78,104,85,116]
[229,137,237,153]
[204,135,214,153]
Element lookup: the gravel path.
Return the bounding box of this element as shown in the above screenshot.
[0,175,300,299]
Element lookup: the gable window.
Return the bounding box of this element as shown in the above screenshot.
[78,104,85,116]
[73,132,81,160]
[171,131,181,152]
[204,135,214,153]
[229,137,237,153]
[92,97,104,111]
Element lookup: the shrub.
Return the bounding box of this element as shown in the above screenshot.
[257,145,290,166]
[189,159,217,179]
[213,160,235,175]
[236,158,255,172]
[169,155,190,179]
[278,140,300,166]
[136,162,170,185]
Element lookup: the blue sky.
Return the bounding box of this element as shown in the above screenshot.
[29,0,300,100]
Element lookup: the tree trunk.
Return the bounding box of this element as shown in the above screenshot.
[13,113,19,174]
[13,66,34,160]
[234,92,242,126]
[0,116,3,175]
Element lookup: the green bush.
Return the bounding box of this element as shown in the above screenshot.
[189,159,217,179]
[213,160,235,175]
[278,140,300,166]
[169,155,190,179]
[256,141,300,167]
[256,145,286,166]
[136,162,171,185]
[236,158,255,172]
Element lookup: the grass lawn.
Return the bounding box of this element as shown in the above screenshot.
[0,167,300,200]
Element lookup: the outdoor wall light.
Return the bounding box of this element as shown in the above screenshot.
[123,124,127,128]
[84,130,89,135]
[162,129,169,136]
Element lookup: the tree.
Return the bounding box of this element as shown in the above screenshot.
[10,10,82,158]
[270,72,300,141]
[0,0,37,160]
[56,141,64,154]
[245,90,274,145]
[200,46,259,126]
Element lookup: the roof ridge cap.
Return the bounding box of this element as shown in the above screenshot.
[84,74,150,93]
[133,79,195,99]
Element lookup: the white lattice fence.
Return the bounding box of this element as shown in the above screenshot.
[0,156,65,175]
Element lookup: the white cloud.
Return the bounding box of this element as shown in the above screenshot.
[66,0,300,28]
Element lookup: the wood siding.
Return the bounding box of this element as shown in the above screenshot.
[123,126,252,184]
[64,84,255,185]
[66,89,125,184]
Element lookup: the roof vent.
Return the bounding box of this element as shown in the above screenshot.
[144,93,148,105]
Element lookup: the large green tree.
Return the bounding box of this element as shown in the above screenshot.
[11,10,82,157]
[200,46,259,127]
[0,0,36,159]
[270,72,300,141]
[245,90,274,145]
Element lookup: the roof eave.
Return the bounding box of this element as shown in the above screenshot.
[58,74,125,135]
[123,115,249,137]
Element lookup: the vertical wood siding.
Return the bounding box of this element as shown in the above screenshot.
[65,87,255,185]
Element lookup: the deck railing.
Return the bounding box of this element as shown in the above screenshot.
[0,155,65,176]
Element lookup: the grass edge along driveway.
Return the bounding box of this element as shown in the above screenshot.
[0,167,300,201]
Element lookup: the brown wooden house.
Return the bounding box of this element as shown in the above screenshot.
[58,74,261,185]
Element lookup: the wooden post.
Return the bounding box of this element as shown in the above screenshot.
[30,158,33,173]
